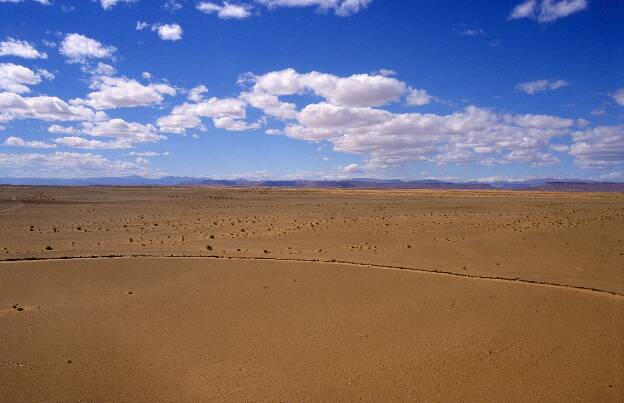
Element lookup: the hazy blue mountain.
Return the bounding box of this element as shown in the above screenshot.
[1,177,622,191]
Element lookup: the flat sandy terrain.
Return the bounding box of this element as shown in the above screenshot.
[0,187,622,401]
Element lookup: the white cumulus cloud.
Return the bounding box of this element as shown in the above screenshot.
[197,2,253,19]
[48,124,80,135]
[54,136,131,150]
[248,68,407,107]
[157,97,250,133]
[71,75,176,110]
[59,33,116,64]
[570,126,624,168]
[3,136,56,148]
[0,63,53,93]
[0,38,47,59]
[284,103,577,169]
[188,85,209,102]
[152,23,183,41]
[82,118,164,143]
[0,92,95,124]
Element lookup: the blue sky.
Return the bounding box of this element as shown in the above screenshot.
[0,0,622,181]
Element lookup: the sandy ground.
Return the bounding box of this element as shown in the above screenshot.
[0,187,622,401]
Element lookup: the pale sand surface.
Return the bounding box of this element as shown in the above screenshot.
[0,187,623,401]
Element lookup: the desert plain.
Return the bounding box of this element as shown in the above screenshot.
[0,186,622,401]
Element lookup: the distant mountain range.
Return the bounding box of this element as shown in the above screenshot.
[0,176,623,191]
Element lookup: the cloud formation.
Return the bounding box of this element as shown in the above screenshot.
[137,22,183,41]
[4,136,56,148]
[247,68,407,107]
[286,104,575,168]
[0,92,96,124]
[59,33,116,64]
[152,23,183,41]
[406,88,432,106]
[256,0,372,16]
[233,68,598,170]
[196,0,373,18]
[71,75,176,110]
[0,20,619,180]
[509,0,587,23]
[515,79,570,94]
[0,151,161,178]
[83,118,164,143]
[0,38,47,59]
[197,2,253,19]
[0,0,50,4]
[570,126,624,168]
[47,118,165,149]
[99,0,135,10]
[157,97,251,133]
[53,136,132,149]
[0,63,53,93]
[612,88,624,106]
